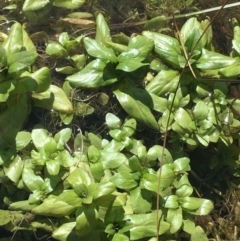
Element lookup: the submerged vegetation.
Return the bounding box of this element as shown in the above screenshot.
[1,0,240,240]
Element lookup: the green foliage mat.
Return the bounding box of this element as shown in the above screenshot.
[1,0,240,240]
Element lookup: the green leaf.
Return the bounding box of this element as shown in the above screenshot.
[30,67,51,93]
[117,48,140,62]
[23,0,50,11]
[71,54,86,70]
[88,145,101,163]
[196,48,235,69]
[174,157,191,172]
[12,76,38,94]
[106,113,121,129]
[190,226,208,241]
[57,66,76,76]
[66,168,94,189]
[174,107,193,133]
[141,173,159,193]
[53,0,85,9]
[232,18,240,54]
[32,84,73,113]
[32,198,77,217]
[0,45,7,68]
[180,17,204,53]
[166,207,182,234]
[126,212,170,238]
[122,118,136,137]
[0,95,28,140]
[183,218,195,234]
[54,128,72,150]
[100,151,127,169]
[179,197,201,211]
[15,131,31,150]
[59,150,77,167]
[95,13,111,44]
[147,145,173,165]
[0,81,15,102]
[187,199,214,215]
[9,200,38,212]
[160,164,175,189]
[142,31,181,68]
[105,204,125,224]
[146,70,180,96]
[84,37,117,62]
[4,155,23,184]
[116,58,148,72]
[111,172,138,189]
[41,135,57,156]
[52,222,77,241]
[46,159,60,175]
[31,127,49,150]
[66,59,117,88]
[219,59,240,78]
[130,187,152,214]
[75,205,98,237]
[46,41,68,58]
[193,101,208,121]
[112,233,129,241]
[8,51,38,74]
[22,165,46,192]
[88,182,116,200]
[58,32,70,46]
[3,22,36,55]
[163,195,179,209]
[149,93,168,113]
[176,174,193,197]
[127,35,154,61]
[114,86,159,130]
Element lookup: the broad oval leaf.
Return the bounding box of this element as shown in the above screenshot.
[30,67,52,93]
[146,70,180,96]
[4,155,23,183]
[142,31,181,68]
[8,50,38,74]
[180,17,205,53]
[3,22,36,55]
[23,0,50,11]
[193,101,208,121]
[114,88,159,130]
[174,107,193,133]
[31,126,49,150]
[54,128,72,150]
[232,18,240,54]
[52,222,77,241]
[127,35,154,61]
[76,205,98,237]
[16,131,31,150]
[46,41,68,59]
[32,84,73,113]
[196,48,236,69]
[32,199,77,217]
[106,113,121,129]
[53,0,85,9]
[95,13,111,44]
[84,37,117,62]
[166,207,182,234]
[22,165,46,192]
[66,59,118,88]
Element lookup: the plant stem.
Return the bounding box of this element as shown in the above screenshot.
[168,2,240,20]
